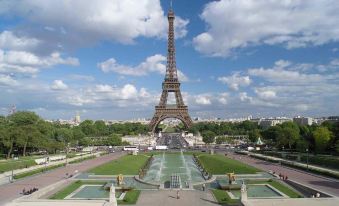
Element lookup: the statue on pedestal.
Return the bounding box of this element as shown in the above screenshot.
[240,181,247,201]
[227,172,236,185]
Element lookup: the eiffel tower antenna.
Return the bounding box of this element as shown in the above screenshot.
[170,0,173,10]
[149,5,192,132]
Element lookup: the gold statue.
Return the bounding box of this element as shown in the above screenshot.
[116,174,124,186]
[227,172,236,184]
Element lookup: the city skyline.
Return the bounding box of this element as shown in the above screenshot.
[0,0,339,120]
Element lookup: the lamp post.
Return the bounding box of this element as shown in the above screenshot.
[306,148,309,171]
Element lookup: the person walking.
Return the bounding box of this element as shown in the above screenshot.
[202,183,206,191]
[176,190,180,199]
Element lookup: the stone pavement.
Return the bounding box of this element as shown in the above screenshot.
[226,152,339,197]
[243,197,339,206]
[136,190,219,206]
[0,152,125,205]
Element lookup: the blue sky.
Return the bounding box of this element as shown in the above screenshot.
[0,0,338,120]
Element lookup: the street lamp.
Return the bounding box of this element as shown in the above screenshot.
[306,148,309,171]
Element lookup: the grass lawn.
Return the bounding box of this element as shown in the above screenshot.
[49,180,106,199]
[212,189,240,205]
[197,154,260,174]
[118,190,141,204]
[88,155,149,175]
[246,179,302,198]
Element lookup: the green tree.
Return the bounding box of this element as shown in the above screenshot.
[215,136,225,144]
[313,127,332,153]
[248,129,261,143]
[283,127,300,149]
[94,120,108,136]
[296,139,309,152]
[335,140,339,153]
[201,130,216,145]
[17,125,41,156]
[79,120,96,136]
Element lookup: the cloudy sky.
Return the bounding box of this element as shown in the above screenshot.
[0,0,338,120]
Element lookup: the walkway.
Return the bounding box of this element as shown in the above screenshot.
[136,190,218,206]
[0,153,101,185]
[0,152,125,205]
[227,152,339,197]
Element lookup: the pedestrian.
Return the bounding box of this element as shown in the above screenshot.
[285,176,288,181]
[176,190,180,199]
[202,183,206,191]
[316,192,320,198]
[22,188,26,195]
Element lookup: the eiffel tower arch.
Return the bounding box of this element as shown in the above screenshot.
[149,7,192,132]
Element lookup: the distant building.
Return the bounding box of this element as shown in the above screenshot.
[74,112,81,124]
[327,116,339,123]
[293,116,313,126]
[258,117,292,129]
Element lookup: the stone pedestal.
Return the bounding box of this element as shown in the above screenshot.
[109,184,117,206]
[209,149,214,155]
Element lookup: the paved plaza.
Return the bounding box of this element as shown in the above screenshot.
[136,190,218,206]
[227,152,339,197]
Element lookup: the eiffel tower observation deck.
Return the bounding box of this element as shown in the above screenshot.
[149,6,192,132]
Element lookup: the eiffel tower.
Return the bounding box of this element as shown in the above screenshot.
[149,6,193,132]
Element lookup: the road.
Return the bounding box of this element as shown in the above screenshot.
[226,151,339,197]
[0,152,124,205]
[157,133,188,149]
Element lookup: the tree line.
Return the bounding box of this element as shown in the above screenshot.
[191,120,339,154]
[0,111,149,158]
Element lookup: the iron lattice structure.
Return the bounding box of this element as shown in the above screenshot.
[149,8,193,132]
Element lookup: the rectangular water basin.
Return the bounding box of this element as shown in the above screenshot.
[230,184,284,198]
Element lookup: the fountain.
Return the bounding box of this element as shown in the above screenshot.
[142,152,205,188]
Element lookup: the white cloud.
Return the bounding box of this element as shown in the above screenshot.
[218,93,229,105]
[55,83,158,107]
[195,94,212,105]
[255,89,276,100]
[218,73,251,90]
[239,92,252,103]
[194,0,339,56]
[0,49,79,75]
[0,74,18,86]
[51,80,68,90]
[98,54,188,81]
[99,54,165,76]
[248,60,325,84]
[0,30,40,51]
[0,0,188,45]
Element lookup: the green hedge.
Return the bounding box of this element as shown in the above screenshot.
[300,156,339,170]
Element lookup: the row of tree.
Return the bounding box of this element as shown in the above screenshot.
[0,111,148,158]
[194,120,339,154]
